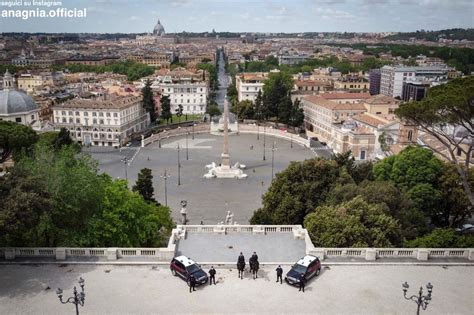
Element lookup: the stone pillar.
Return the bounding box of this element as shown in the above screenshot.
[107,248,117,261]
[4,248,15,260]
[221,100,230,168]
[213,225,225,235]
[56,248,67,260]
[417,249,429,261]
[469,249,474,261]
[141,135,145,148]
[311,249,325,261]
[253,225,265,235]
[365,248,376,261]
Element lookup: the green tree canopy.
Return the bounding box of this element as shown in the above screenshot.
[142,79,157,123]
[395,76,474,206]
[304,196,403,247]
[133,168,157,204]
[206,103,221,118]
[250,158,340,225]
[405,228,474,248]
[0,121,38,163]
[233,100,255,120]
[160,95,172,124]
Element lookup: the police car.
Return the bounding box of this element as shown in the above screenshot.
[285,255,321,285]
[170,255,208,285]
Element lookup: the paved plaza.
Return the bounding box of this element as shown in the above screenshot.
[0,264,472,314]
[176,233,306,263]
[89,133,315,224]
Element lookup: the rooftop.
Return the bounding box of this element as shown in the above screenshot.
[304,95,367,111]
[53,95,141,110]
[296,255,318,267]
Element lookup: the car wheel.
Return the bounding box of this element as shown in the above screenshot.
[316,268,320,276]
[171,269,177,276]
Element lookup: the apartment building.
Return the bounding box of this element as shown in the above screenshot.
[236,72,267,102]
[52,95,150,147]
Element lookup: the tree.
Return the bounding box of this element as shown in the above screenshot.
[262,72,293,120]
[250,159,340,225]
[264,55,279,67]
[233,100,255,120]
[160,95,172,124]
[132,168,156,203]
[0,121,38,163]
[87,178,174,247]
[405,228,474,248]
[289,98,304,127]
[175,104,184,123]
[227,82,238,104]
[54,128,79,151]
[254,90,264,121]
[206,103,221,119]
[304,196,403,247]
[395,76,474,206]
[142,79,157,123]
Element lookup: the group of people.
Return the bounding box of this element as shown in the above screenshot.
[187,252,305,293]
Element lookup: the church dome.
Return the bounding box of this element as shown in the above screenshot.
[0,89,38,115]
[153,19,165,36]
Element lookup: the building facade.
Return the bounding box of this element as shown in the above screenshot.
[52,95,150,147]
[236,72,267,102]
[368,69,381,95]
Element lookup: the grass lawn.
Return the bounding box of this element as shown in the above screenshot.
[157,114,203,125]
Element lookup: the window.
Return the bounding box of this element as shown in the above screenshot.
[84,112,89,117]
[76,118,80,123]
[75,111,80,116]
[99,119,104,124]
[93,119,97,124]
[31,115,35,120]
[69,118,73,123]
[61,111,66,115]
[360,150,366,160]
[62,118,66,123]
[16,117,22,123]
[92,112,97,117]
[408,130,413,142]
[457,147,462,156]
[106,112,111,117]
[113,113,118,117]
[99,112,104,117]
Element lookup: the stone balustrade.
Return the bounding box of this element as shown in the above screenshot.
[1,225,473,262]
[142,124,211,147]
[238,124,309,147]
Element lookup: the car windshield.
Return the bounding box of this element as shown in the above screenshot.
[292,264,307,274]
[186,264,201,274]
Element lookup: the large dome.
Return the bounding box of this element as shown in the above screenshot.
[153,19,165,36]
[0,89,38,115]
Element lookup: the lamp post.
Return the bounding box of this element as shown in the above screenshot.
[257,122,259,140]
[160,169,170,206]
[186,127,189,161]
[192,123,195,140]
[121,157,129,181]
[177,144,181,186]
[271,141,277,180]
[56,277,85,315]
[402,282,434,315]
[262,124,266,161]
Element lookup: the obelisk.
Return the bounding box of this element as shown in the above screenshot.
[221,99,230,168]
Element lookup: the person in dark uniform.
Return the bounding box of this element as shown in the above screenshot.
[298,273,305,292]
[189,274,196,293]
[209,266,216,285]
[251,252,258,262]
[276,265,283,284]
[238,252,245,265]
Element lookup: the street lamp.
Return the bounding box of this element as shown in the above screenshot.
[257,122,259,140]
[192,123,195,140]
[186,127,189,161]
[160,169,170,206]
[402,282,434,315]
[271,141,277,180]
[56,277,85,315]
[262,124,266,161]
[121,157,129,181]
[177,144,181,186]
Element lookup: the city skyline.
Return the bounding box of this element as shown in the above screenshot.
[0,0,473,34]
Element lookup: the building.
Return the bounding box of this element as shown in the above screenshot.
[302,93,404,160]
[0,70,40,125]
[52,95,150,147]
[155,68,209,115]
[278,53,309,65]
[334,75,369,93]
[401,80,429,102]
[380,65,452,98]
[153,19,165,37]
[368,69,381,95]
[236,72,267,102]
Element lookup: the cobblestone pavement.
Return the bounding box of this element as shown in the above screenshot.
[0,264,472,314]
[89,133,315,224]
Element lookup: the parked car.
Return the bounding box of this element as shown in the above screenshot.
[285,255,321,285]
[170,255,208,285]
[455,224,474,235]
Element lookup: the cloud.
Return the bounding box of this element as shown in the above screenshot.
[314,7,356,19]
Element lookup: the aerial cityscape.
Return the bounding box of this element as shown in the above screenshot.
[0,0,473,314]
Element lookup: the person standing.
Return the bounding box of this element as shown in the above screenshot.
[189,274,196,293]
[298,273,305,293]
[276,265,283,284]
[209,266,216,285]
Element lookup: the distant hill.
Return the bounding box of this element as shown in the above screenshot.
[385,28,474,42]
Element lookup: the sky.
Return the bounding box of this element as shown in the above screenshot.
[0,0,473,33]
